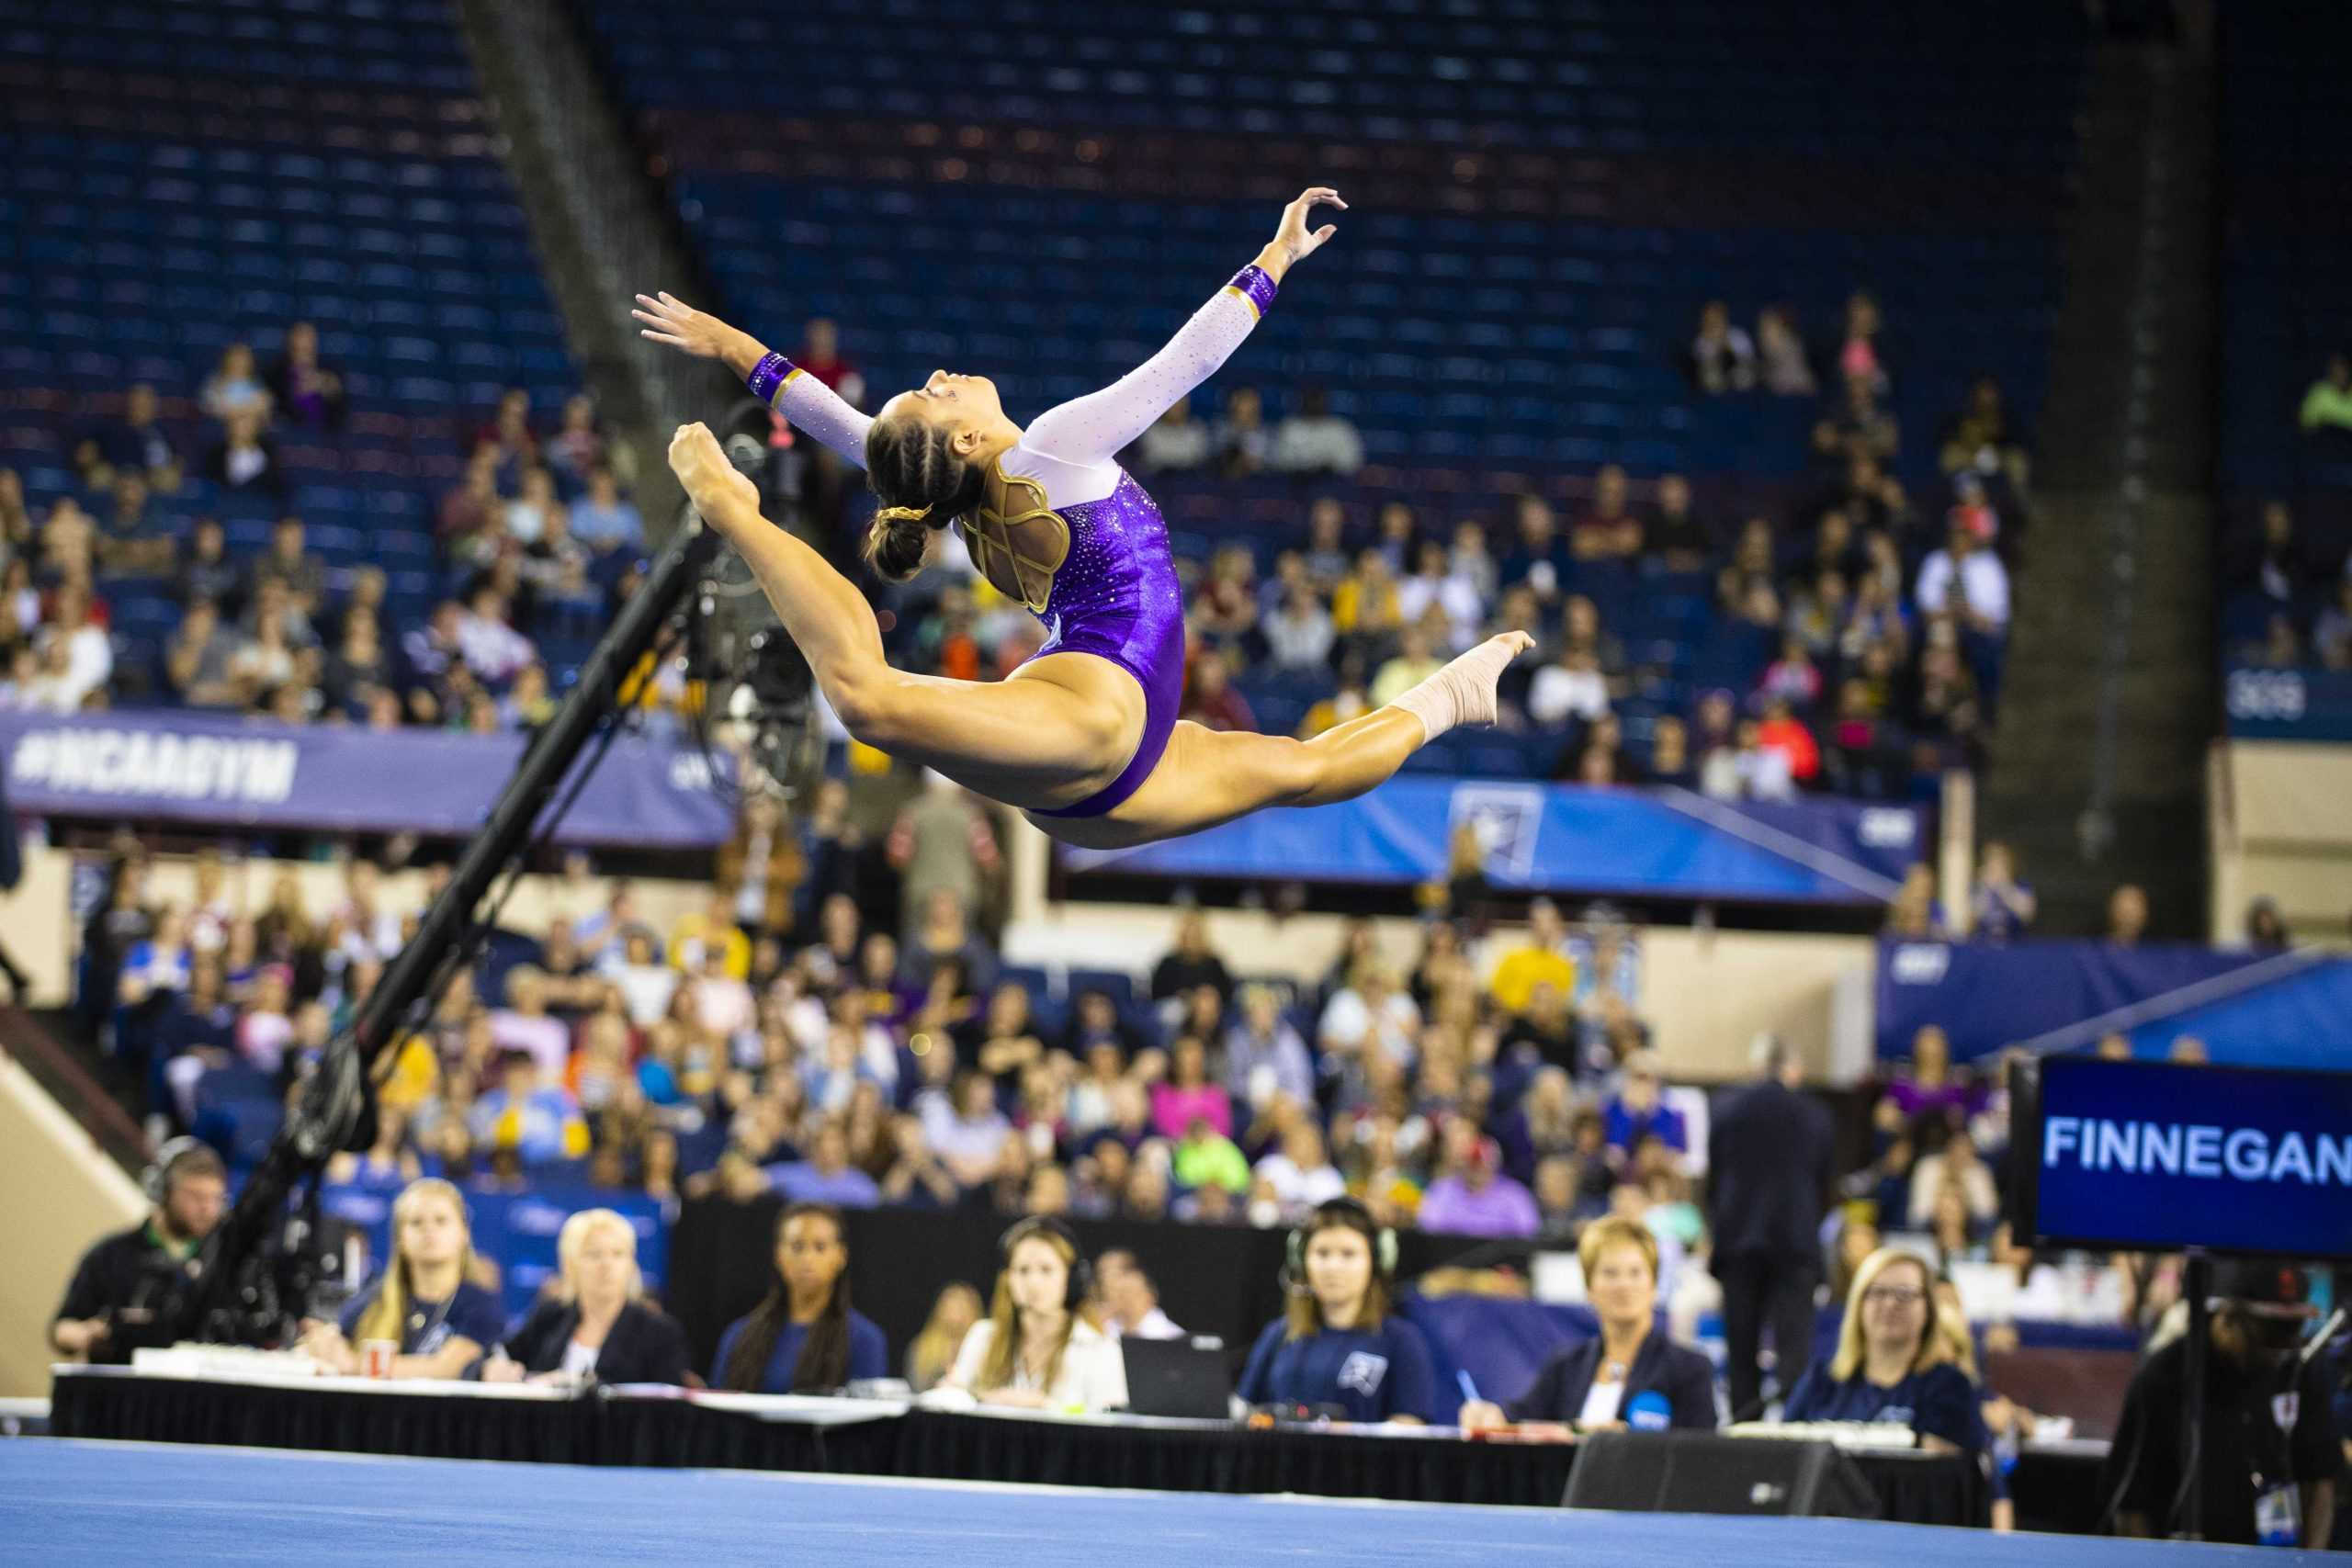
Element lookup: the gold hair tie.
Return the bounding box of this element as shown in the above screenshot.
[875,502,934,525]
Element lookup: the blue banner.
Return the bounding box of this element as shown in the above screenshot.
[2223,666,2352,741]
[1875,939,2269,1062]
[320,1181,671,1330]
[2030,1057,2352,1256]
[1061,779,1922,906]
[0,709,733,848]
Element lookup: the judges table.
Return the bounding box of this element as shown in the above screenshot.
[52,1362,2094,1529]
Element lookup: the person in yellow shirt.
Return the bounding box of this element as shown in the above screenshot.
[1330,547,1404,638]
[1489,897,1577,1014]
[2300,353,2352,434]
[667,890,752,980]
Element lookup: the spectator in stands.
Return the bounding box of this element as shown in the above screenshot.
[202,408,283,501]
[879,1113,962,1209]
[1319,962,1419,1071]
[268,321,345,433]
[163,599,241,709]
[1830,373,1901,464]
[2243,897,2290,953]
[1753,697,1820,787]
[1170,1113,1250,1199]
[2106,882,2150,946]
[199,342,270,423]
[1331,547,1404,646]
[1525,643,1611,728]
[543,394,605,488]
[1463,1214,1716,1434]
[249,515,327,623]
[2313,580,2352,671]
[1601,1052,1685,1163]
[1179,648,1257,732]
[2104,1258,2338,1547]
[481,1208,688,1385]
[51,1139,226,1365]
[1395,540,1482,651]
[301,1179,503,1379]
[569,466,643,558]
[1905,1128,1998,1232]
[1146,910,1229,1007]
[1782,1247,1983,1454]
[1755,305,1816,398]
[1254,1120,1347,1220]
[1643,474,1713,573]
[469,1048,589,1166]
[455,587,535,686]
[1877,1024,1981,1141]
[1262,576,1336,674]
[74,382,180,493]
[943,1216,1126,1414]
[1368,622,1444,707]
[1419,1126,1539,1238]
[1488,898,1574,1014]
[504,467,562,547]
[1238,1198,1439,1423]
[1969,840,2037,942]
[768,1117,881,1207]
[1758,635,1823,712]
[1136,392,1212,474]
[481,389,538,476]
[1093,1250,1183,1340]
[1214,386,1270,479]
[715,1203,889,1393]
[1150,1036,1233,1141]
[35,583,111,711]
[1571,466,1642,560]
[1915,522,2011,637]
[2299,353,2352,435]
[927,1070,1013,1190]
[2230,501,2318,606]
[1271,385,1364,476]
[1687,299,1756,395]
[888,771,1001,939]
[1225,986,1315,1111]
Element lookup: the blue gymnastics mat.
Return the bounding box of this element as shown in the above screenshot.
[0,1438,2272,1566]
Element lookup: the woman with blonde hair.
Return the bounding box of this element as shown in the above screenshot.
[1783,1247,1985,1459]
[481,1208,689,1385]
[939,1216,1125,1414]
[299,1179,503,1379]
[906,1281,984,1393]
[1457,1215,1715,1434]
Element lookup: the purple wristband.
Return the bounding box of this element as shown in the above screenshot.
[746,351,794,402]
[1226,264,1278,320]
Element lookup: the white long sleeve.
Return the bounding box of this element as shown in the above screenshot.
[765,367,875,468]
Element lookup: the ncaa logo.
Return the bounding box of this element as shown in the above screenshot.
[1858,809,1916,849]
[1450,784,1544,882]
[1888,944,1951,984]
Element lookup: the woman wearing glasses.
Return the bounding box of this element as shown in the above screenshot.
[1781,1247,1986,1458]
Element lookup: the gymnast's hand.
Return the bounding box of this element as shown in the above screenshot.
[1257,186,1346,282]
[668,423,760,520]
[634,291,746,362]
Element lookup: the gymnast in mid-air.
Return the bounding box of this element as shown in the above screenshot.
[635,186,1530,850]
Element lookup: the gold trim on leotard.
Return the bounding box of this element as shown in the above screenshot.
[957,462,1069,614]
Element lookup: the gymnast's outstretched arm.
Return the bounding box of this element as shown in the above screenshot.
[632,292,874,466]
[1022,186,1345,469]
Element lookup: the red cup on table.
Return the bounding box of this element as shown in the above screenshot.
[359,1339,398,1380]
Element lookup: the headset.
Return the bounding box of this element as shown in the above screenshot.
[142,1136,215,1205]
[999,1214,1091,1311]
[1283,1196,1398,1295]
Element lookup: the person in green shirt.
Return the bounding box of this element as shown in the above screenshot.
[1171,1116,1251,1193]
[2299,354,2352,433]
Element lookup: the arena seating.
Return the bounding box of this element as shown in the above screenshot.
[0,0,580,655]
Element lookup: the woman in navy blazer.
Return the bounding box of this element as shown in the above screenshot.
[1460,1216,1718,1432]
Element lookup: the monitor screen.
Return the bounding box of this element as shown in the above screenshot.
[2012,1055,2352,1258]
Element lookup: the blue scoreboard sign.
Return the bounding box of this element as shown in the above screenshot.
[2014,1056,2352,1258]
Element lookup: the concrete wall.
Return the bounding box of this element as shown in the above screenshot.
[0,1051,144,1398]
[2211,741,2352,945]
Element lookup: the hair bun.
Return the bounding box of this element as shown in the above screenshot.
[867,513,934,581]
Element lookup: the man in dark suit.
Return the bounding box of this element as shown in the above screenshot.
[1707,1035,1834,1420]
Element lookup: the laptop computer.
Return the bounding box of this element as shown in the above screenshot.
[1120,1335,1233,1420]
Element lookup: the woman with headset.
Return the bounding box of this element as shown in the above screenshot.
[1236,1198,1442,1424]
[938,1216,1126,1414]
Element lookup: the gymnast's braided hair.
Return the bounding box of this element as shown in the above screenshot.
[864,413,989,581]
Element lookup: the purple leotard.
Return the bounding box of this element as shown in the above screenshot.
[758,264,1279,817]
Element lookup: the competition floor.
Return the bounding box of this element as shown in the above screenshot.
[0,1438,2274,1565]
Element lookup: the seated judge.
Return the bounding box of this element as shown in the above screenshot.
[1236,1197,1441,1424]
[299,1179,504,1380]
[1781,1246,1985,1458]
[480,1208,689,1385]
[1458,1215,1716,1434]
[940,1215,1127,1414]
[714,1203,889,1393]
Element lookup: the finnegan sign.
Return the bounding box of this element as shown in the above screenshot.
[0,711,733,848]
[2017,1055,2352,1258]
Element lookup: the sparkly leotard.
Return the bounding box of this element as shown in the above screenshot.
[759,265,1279,817]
